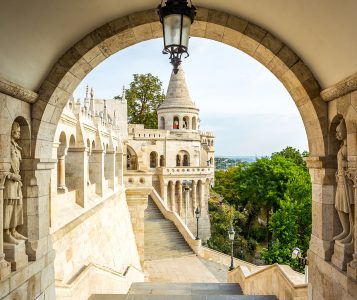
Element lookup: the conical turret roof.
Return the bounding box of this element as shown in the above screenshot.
[158,65,198,111]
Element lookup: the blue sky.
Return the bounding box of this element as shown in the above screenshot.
[75,38,308,156]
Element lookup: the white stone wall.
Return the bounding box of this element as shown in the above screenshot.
[53,189,141,296]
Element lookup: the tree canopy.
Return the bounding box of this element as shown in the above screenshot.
[116,73,165,129]
[209,147,311,271]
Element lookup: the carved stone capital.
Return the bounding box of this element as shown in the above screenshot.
[321,72,357,102]
[305,156,336,170]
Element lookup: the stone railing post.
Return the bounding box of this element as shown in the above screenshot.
[116,152,124,186]
[0,173,11,279]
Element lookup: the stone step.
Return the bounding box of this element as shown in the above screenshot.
[129,282,243,295]
[89,295,277,299]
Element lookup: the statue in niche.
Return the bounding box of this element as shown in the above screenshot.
[333,119,354,244]
[3,122,27,244]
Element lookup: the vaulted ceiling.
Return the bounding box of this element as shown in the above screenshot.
[1,0,356,91]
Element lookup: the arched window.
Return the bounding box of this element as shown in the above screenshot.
[173,116,180,129]
[127,146,138,170]
[176,155,181,167]
[150,152,158,168]
[160,117,165,129]
[160,155,165,167]
[183,116,189,130]
[192,117,197,130]
[177,150,190,167]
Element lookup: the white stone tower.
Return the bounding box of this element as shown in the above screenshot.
[157,65,200,131]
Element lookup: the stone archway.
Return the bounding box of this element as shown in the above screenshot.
[32,7,327,161]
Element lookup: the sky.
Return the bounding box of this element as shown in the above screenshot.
[75,38,308,157]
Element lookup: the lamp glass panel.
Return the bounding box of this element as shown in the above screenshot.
[163,14,182,47]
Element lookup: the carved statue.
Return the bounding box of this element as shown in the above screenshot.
[333,119,354,244]
[3,122,27,244]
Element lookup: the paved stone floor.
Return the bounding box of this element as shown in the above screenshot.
[144,255,228,283]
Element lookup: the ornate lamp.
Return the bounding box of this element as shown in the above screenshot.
[228,226,235,271]
[158,0,196,74]
[195,206,201,240]
[291,247,309,283]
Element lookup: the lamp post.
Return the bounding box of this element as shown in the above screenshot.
[291,247,309,283]
[228,226,235,271]
[157,0,196,73]
[195,206,201,240]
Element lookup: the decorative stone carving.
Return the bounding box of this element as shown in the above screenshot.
[3,122,28,245]
[0,77,38,103]
[331,119,354,270]
[321,71,357,102]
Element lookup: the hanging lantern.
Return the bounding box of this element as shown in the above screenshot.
[158,0,196,74]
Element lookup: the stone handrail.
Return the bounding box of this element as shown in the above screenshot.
[228,263,308,300]
[56,263,144,299]
[150,189,202,255]
[200,246,261,272]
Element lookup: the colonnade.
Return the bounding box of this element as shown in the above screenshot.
[165,179,209,218]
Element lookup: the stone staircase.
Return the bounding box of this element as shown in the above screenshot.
[89,282,277,299]
[144,197,193,261]
[89,198,277,300]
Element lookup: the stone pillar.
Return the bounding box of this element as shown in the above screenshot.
[116,152,124,186]
[126,188,152,267]
[199,182,205,209]
[306,157,337,261]
[0,173,11,279]
[105,151,116,190]
[192,181,197,214]
[178,181,183,216]
[90,150,105,197]
[170,183,175,212]
[57,146,68,193]
[65,147,88,207]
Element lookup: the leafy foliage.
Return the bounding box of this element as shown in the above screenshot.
[117,73,165,128]
[208,147,311,271]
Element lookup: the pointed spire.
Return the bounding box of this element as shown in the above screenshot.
[103,100,108,122]
[89,87,95,113]
[85,85,89,98]
[158,65,198,111]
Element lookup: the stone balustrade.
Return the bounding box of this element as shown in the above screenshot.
[159,166,214,176]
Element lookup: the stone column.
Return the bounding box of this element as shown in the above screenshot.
[57,146,68,193]
[161,183,168,206]
[306,157,337,262]
[126,187,152,268]
[0,173,11,279]
[192,181,197,214]
[105,150,116,190]
[65,147,88,207]
[116,152,124,186]
[90,150,105,197]
[170,183,176,212]
[178,181,183,216]
[199,182,205,209]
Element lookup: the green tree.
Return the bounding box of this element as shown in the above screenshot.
[117,73,165,128]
